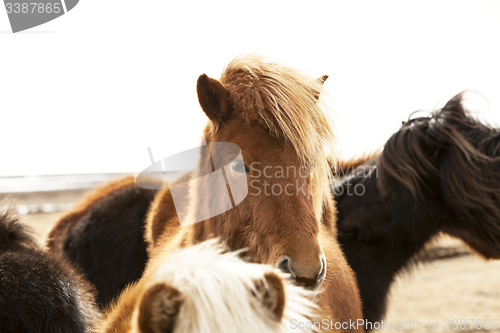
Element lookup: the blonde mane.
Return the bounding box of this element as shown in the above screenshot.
[220,54,337,202]
[132,240,317,333]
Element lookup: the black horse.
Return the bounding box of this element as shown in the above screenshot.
[0,208,100,333]
[334,93,500,324]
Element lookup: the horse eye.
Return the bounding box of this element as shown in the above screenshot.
[231,160,249,174]
[342,227,359,240]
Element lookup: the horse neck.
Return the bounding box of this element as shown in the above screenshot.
[344,193,446,323]
[345,231,436,324]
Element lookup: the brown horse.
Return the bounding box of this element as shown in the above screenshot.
[334,93,500,328]
[48,55,363,331]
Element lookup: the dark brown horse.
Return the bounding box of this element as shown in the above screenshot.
[1,208,100,332]
[46,176,157,306]
[48,54,363,332]
[334,93,500,327]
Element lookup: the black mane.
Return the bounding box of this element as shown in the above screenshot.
[335,93,500,326]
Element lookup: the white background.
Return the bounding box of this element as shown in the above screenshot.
[1,1,500,176]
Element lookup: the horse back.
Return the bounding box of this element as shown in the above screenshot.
[46,176,140,254]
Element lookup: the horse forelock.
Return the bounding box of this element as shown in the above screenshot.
[216,55,336,209]
[222,56,334,166]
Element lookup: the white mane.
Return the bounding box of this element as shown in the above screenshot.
[133,239,317,333]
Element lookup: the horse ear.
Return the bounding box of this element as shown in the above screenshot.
[137,283,183,333]
[312,75,328,100]
[252,272,286,322]
[197,74,232,126]
[442,92,466,114]
[317,75,328,84]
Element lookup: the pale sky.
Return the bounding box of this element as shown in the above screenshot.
[1,1,500,176]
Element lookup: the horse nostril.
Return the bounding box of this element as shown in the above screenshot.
[277,257,293,276]
[294,255,326,290]
[277,255,326,290]
[294,277,319,290]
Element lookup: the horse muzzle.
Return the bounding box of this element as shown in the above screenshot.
[277,253,326,290]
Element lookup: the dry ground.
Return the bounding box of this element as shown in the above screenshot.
[373,256,500,333]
